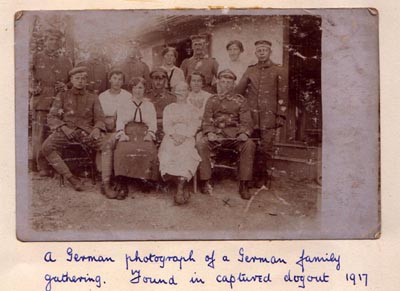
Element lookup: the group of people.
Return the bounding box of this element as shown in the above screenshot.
[30,29,288,205]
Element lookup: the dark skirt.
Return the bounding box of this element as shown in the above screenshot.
[113,122,158,180]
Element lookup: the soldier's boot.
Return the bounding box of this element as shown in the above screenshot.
[200,180,213,195]
[67,176,84,192]
[239,181,251,200]
[101,181,118,199]
[174,177,188,205]
[46,151,84,191]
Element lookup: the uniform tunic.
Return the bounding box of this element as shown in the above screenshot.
[118,57,151,89]
[235,60,288,130]
[158,103,201,180]
[161,65,185,92]
[235,60,288,177]
[196,93,255,181]
[30,50,72,171]
[180,55,219,93]
[76,59,108,94]
[41,88,106,178]
[113,98,158,180]
[31,51,73,111]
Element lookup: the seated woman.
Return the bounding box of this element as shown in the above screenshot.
[113,77,158,199]
[158,81,201,205]
[97,69,131,199]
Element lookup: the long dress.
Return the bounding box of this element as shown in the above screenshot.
[113,98,159,180]
[158,102,201,180]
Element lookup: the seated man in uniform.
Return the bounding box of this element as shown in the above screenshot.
[146,67,177,143]
[41,66,106,191]
[196,69,256,200]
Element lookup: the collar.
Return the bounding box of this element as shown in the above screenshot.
[192,53,205,61]
[217,92,234,100]
[71,87,86,95]
[44,49,59,58]
[257,60,273,68]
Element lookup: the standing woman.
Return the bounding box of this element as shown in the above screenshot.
[160,47,185,92]
[113,77,158,199]
[187,71,211,127]
[158,82,201,205]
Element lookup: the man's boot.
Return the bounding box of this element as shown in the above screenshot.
[175,177,188,205]
[239,181,251,200]
[101,182,118,199]
[46,151,83,191]
[200,180,213,195]
[67,175,84,192]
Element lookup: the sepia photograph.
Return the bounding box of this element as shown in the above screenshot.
[15,9,379,240]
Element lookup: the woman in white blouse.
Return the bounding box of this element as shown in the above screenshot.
[113,77,158,199]
[160,47,185,92]
[187,71,212,124]
[158,81,201,205]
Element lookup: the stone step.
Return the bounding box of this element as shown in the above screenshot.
[267,154,322,183]
[271,143,321,160]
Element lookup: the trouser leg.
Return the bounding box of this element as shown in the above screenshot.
[31,110,47,171]
[196,135,218,181]
[232,139,256,181]
[258,129,276,181]
[35,111,51,172]
[100,134,116,184]
[41,131,73,178]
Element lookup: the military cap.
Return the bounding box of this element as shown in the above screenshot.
[255,40,272,48]
[44,29,63,40]
[190,34,207,43]
[149,67,168,78]
[218,69,237,81]
[68,66,88,77]
[226,40,244,52]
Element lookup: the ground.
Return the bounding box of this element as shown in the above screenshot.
[28,171,321,240]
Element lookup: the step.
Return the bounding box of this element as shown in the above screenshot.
[271,143,321,160]
[267,155,321,181]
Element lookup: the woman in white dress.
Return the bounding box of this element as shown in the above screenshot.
[160,47,185,92]
[158,81,201,205]
[113,77,158,199]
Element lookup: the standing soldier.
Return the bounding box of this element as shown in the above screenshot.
[118,40,151,91]
[196,69,255,199]
[146,67,177,143]
[180,35,219,94]
[30,29,73,175]
[76,47,108,95]
[235,40,288,187]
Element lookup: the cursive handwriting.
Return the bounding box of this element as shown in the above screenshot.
[130,269,178,285]
[66,247,115,263]
[216,272,272,289]
[237,247,287,265]
[44,272,102,291]
[296,249,341,273]
[125,249,196,270]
